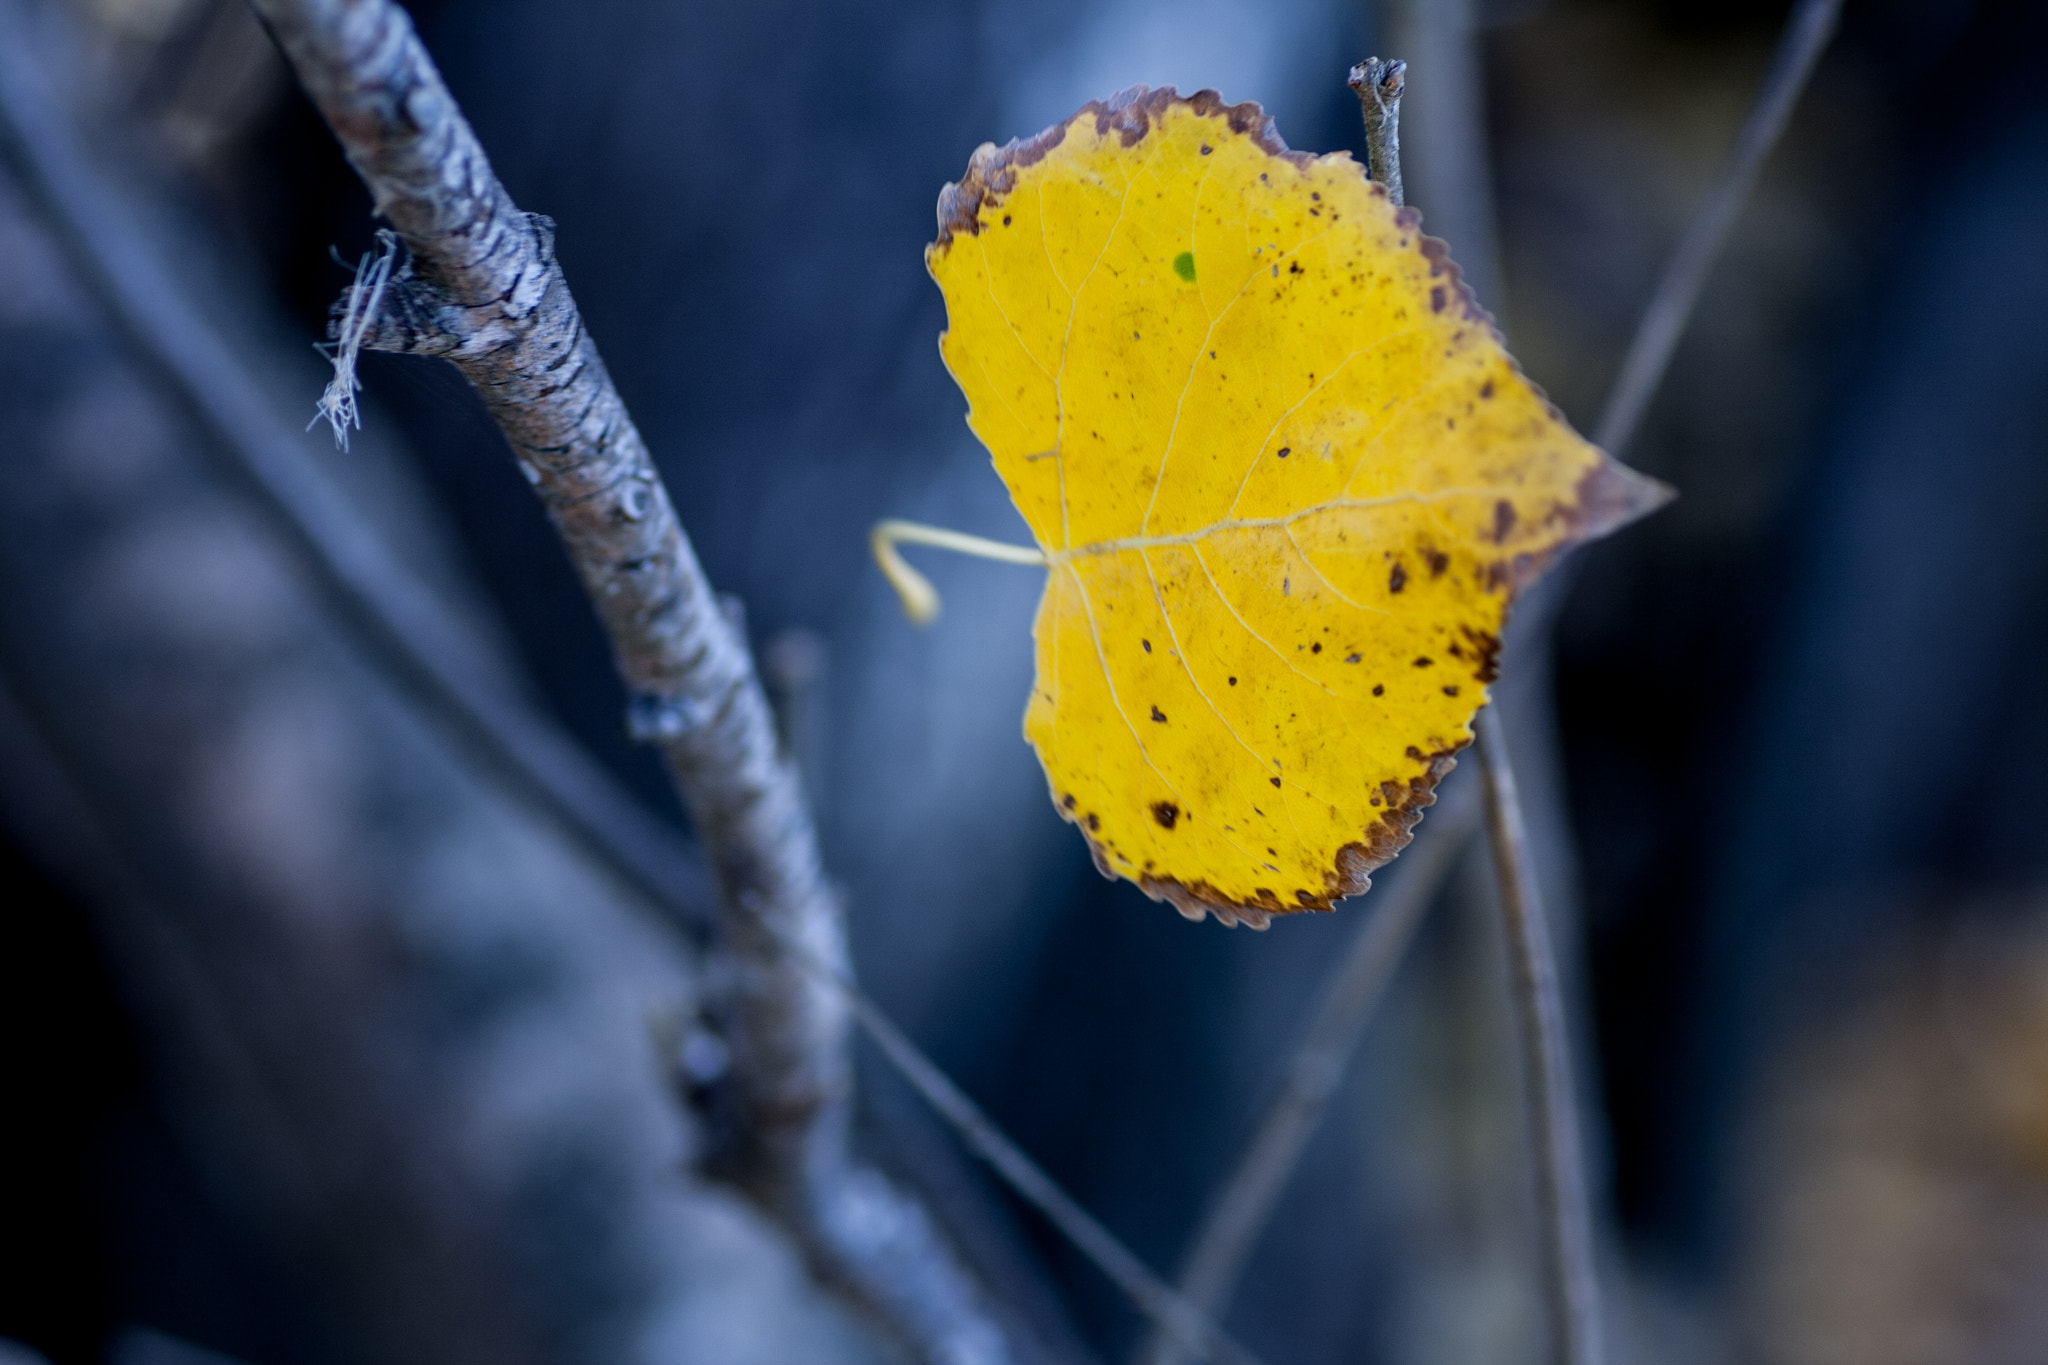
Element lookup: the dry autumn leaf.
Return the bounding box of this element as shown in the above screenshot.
[918,86,1668,928]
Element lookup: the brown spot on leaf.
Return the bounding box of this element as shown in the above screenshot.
[1373,684,1384,695]
[1269,776,1282,788]
[1131,742,1464,925]
[1430,285,1446,313]
[1141,638,1151,652]
[1151,801,1179,830]
[1087,813,1100,831]
[1150,705,1167,722]
[1414,656,1433,668]
[1461,626,1502,682]
[1389,561,1407,594]
[1443,684,1460,697]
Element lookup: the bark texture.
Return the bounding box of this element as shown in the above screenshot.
[241,2,1005,1360]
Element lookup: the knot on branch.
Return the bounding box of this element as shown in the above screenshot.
[322,210,565,363]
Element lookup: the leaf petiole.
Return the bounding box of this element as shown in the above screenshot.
[870,518,1044,625]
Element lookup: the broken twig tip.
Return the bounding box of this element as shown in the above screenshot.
[1348,58,1406,207]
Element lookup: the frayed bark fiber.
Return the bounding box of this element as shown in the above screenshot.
[243,2,1005,1360]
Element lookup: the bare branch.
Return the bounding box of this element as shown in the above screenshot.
[1477,708,1604,1365]
[1349,35,1611,1363]
[789,939,1270,1365]
[1593,0,1843,456]
[1137,781,1480,1365]
[1140,1,1848,1351]
[4,5,1304,1353]
[1348,57,1407,207]
[239,1,1005,1359]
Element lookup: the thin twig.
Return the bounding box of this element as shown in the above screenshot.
[1347,57,1407,207]
[239,2,1005,1360]
[1593,0,1842,456]
[1137,781,1480,1365]
[1477,707,1603,1365]
[1360,36,1608,1364]
[778,935,1269,1365]
[1046,0,1843,1349]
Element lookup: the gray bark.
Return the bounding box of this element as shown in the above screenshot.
[238,2,1006,1360]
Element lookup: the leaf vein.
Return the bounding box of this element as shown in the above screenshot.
[1143,551,1339,839]
[1068,565,1270,869]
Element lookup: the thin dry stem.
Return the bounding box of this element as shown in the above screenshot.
[1478,707,1604,1365]
[1137,780,1480,1365]
[1593,0,1842,455]
[780,930,1269,1365]
[1348,57,1407,207]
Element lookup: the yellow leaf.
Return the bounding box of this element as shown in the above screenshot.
[925,87,1667,928]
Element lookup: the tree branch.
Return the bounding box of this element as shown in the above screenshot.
[1146,6,1847,1351]
[799,942,1270,1365]
[1593,0,1842,456]
[1358,41,1606,1365]
[1137,780,1480,1365]
[1477,708,1604,1365]
[240,2,1005,1360]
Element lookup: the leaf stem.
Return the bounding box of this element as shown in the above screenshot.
[1348,58,1407,207]
[871,519,1044,625]
[1477,707,1604,1365]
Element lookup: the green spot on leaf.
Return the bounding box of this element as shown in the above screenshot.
[1172,251,1196,282]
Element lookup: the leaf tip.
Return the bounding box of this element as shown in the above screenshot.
[1577,455,1677,543]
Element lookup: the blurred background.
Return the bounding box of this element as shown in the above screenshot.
[2,0,2046,1362]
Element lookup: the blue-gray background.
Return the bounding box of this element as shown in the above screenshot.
[5,0,2048,1362]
